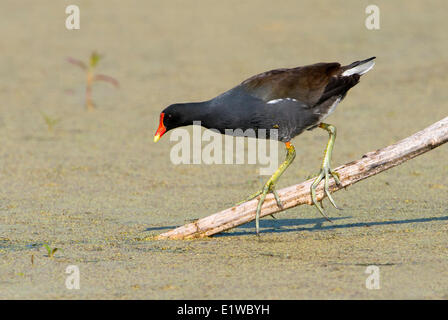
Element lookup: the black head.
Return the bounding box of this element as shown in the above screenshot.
[154,103,192,142]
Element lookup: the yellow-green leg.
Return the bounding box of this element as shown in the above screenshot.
[238,142,296,235]
[310,123,343,221]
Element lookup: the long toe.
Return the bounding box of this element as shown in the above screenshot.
[314,199,333,222]
[311,170,333,222]
[324,171,341,210]
[271,188,284,210]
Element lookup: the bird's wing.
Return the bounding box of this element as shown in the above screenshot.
[240,62,359,107]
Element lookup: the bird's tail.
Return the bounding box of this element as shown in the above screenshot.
[341,57,376,76]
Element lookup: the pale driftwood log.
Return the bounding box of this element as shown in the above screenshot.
[156,117,448,240]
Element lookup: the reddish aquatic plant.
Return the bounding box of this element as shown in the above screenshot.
[67,51,119,111]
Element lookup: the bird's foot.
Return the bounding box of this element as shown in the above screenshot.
[310,165,343,222]
[237,182,283,234]
[237,185,283,209]
[235,142,296,235]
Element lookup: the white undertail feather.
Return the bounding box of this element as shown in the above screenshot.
[342,60,375,76]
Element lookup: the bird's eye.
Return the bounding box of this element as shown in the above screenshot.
[168,114,172,118]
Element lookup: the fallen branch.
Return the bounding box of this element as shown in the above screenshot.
[156,117,448,240]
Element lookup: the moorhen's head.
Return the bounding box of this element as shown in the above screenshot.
[154,103,189,142]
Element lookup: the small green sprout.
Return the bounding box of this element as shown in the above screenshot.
[42,244,59,258]
[40,112,60,132]
[67,51,119,111]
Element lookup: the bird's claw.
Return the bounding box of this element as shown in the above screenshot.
[237,184,283,210]
[310,165,342,221]
[237,182,284,235]
[271,188,284,210]
[330,170,343,187]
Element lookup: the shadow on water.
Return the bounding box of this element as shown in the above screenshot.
[145,225,178,232]
[0,240,44,253]
[217,215,448,237]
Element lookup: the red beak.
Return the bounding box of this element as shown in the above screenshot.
[154,113,166,142]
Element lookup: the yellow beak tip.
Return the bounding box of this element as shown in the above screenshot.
[154,135,161,143]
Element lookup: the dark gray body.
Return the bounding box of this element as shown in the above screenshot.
[189,82,348,142]
[200,86,324,142]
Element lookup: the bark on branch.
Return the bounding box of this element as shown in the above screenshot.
[156,117,448,240]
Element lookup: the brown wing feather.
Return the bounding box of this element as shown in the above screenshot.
[241,62,342,107]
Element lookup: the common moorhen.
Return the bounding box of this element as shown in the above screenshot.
[154,57,375,234]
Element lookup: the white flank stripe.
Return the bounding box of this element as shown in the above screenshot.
[267,98,298,104]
